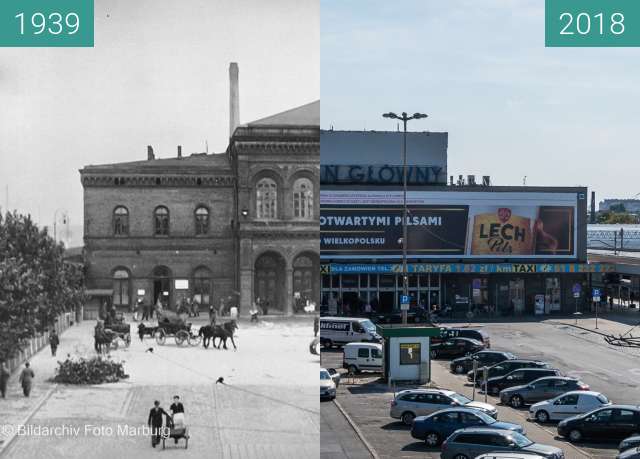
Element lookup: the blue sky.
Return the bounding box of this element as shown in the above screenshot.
[321,0,640,200]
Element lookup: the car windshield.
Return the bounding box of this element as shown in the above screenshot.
[596,394,609,404]
[509,431,534,447]
[505,352,517,359]
[360,320,376,333]
[320,370,331,380]
[470,410,496,424]
[450,393,472,405]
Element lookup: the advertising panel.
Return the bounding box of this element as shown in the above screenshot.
[321,190,578,259]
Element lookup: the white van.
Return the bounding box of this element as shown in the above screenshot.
[343,342,383,374]
[320,316,381,349]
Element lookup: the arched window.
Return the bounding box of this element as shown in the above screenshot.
[293,178,314,220]
[113,206,129,236]
[193,266,212,306]
[112,269,130,307]
[154,206,169,235]
[256,178,277,219]
[195,206,209,235]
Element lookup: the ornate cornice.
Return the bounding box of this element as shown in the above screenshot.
[234,141,319,155]
[81,174,235,188]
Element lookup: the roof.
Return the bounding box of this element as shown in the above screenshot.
[247,100,319,127]
[81,152,231,173]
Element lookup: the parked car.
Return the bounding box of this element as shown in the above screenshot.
[390,388,497,425]
[530,391,610,423]
[320,316,381,348]
[499,376,589,408]
[469,359,550,384]
[410,407,523,447]
[558,405,640,442]
[440,428,565,459]
[450,350,517,375]
[485,368,561,396]
[618,447,640,459]
[620,436,640,453]
[320,368,336,400]
[475,454,549,459]
[374,308,430,324]
[430,337,484,359]
[326,368,341,387]
[342,342,383,374]
[434,327,491,348]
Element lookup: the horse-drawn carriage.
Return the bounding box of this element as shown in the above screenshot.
[154,311,201,346]
[94,314,131,353]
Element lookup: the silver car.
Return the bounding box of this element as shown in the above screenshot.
[390,388,497,425]
[441,428,564,459]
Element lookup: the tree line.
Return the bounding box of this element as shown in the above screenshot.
[0,211,85,361]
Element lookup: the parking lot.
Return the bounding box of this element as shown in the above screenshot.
[320,317,636,459]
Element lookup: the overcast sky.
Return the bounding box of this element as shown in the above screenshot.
[0,0,319,246]
[321,0,640,202]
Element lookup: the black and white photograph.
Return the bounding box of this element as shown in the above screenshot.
[0,1,319,458]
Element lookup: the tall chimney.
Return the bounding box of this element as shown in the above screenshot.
[147,145,155,160]
[590,191,596,224]
[229,62,240,138]
[177,145,182,158]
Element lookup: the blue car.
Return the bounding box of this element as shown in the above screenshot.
[411,407,524,447]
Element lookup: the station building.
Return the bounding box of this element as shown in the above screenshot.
[80,64,319,318]
[320,129,612,316]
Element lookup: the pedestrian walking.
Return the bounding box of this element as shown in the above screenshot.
[0,360,10,399]
[147,400,172,448]
[49,329,59,357]
[192,298,200,317]
[142,301,150,321]
[209,304,216,325]
[18,362,34,397]
[313,315,319,337]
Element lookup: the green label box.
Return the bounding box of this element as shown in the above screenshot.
[546,0,640,47]
[0,0,94,47]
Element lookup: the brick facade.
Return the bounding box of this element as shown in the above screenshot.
[81,102,319,317]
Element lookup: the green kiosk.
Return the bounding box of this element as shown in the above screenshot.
[376,324,447,385]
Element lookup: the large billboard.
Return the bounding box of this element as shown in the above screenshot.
[321,190,578,259]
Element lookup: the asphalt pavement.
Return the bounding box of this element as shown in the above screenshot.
[319,316,637,459]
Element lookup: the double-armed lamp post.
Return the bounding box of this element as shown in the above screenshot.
[382,112,428,325]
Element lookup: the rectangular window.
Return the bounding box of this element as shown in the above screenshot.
[399,343,421,365]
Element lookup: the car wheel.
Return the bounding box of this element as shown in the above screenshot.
[455,364,465,374]
[510,394,523,408]
[347,365,358,375]
[401,412,415,426]
[453,455,469,459]
[429,349,438,359]
[568,429,582,442]
[535,410,550,423]
[424,432,441,447]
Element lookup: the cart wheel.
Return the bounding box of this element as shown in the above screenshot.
[125,333,131,347]
[155,330,166,345]
[175,330,189,346]
[188,334,202,346]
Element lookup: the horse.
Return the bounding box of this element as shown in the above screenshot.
[212,321,238,350]
[94,328,116,354]
[137,323,157,341]
[198,324,216,349]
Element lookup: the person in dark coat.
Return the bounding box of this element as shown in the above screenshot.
[147,400,172,447]
[0,360,10,398]
[49,330,59,357]
[18,362,34,397]
[314,315,319,337]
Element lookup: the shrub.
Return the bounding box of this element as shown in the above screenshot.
[52,356,129,384]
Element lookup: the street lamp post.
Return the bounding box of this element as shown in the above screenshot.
[382,112,428,325]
